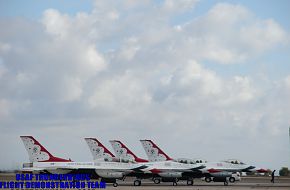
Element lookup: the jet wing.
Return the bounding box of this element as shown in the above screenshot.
[147,165,205,173]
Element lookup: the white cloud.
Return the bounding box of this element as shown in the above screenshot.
[163,0,199,13]
[42,9,71,39]
[0,99,10,118]
[82,45,106,75]
[88,71,152,112]
[233,76,255,102]
[0,1,289,170]
[153,61,255,106]
[0,42,11,53]
[217,76,257,105]
[206,3,251,25]
[285,75,290,88]
[118,37,140,61]
[0,61,7,78]
[177,60,222,96]
[59,77,83,102]
[240,19,287,52]
[180,3,288,64]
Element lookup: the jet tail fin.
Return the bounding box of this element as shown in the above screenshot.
[110,140,148,162]
[140,139,173,162]
[84,138,115,160]
[20,136,71,162]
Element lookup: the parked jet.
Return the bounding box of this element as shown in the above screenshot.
[140,139,267,186]
[20,136,147,187]
[85,138,159,185]
[109,140,206,186]
[202,159,268,185]
[86,138,207,186]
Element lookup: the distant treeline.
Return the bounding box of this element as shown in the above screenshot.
[279,167,290,176]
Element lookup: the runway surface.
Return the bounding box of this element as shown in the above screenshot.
[1,173,290,189]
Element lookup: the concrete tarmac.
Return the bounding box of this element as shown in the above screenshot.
[111,177,290,189]
[1,173,290,190]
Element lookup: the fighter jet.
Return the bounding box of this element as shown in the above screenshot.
[20,136,147,187]
[202,159,268,185]
[88,139,204,186]
[110,140,205,186]
[140,139,267,186]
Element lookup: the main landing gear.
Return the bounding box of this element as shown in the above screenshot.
[205,177,212,183]
[153,178,161,184]
[134,179,142,186]
[187,179,194,186]
[229,177,235,183]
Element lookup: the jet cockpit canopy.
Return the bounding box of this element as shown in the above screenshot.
[95,157,136,163]
[176,158,207,164]
[223,159,245,165]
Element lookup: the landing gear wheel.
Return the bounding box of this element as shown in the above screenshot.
[134,179,141,186]
[153,178,161,184]
[224,181,228,186]
[173,181,177,186]
[187,179,193,186]
[205,177,211,183]
[229,177,235,183]
[113,183,118,187]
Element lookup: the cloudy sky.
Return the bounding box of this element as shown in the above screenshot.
[0,0,289,171]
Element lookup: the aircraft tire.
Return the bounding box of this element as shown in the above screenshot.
[205,177,211,183]
[173,182,177,186]
[113,182,118,187]
[187,179,193,186]
[134,179,141,186]
[153,178,161,184]
[229,177,235,183]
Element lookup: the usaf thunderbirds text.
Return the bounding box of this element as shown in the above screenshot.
[0,174,106,189]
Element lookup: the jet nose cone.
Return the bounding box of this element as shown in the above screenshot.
[248,166,256,170]
[242,165,256,172]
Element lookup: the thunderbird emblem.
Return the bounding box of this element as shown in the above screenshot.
[33,147,38,153]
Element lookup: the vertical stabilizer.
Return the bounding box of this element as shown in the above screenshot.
[85,138,115,160]
[110,140,148,162]
[20,136,71,162]
[140,139,173,162]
